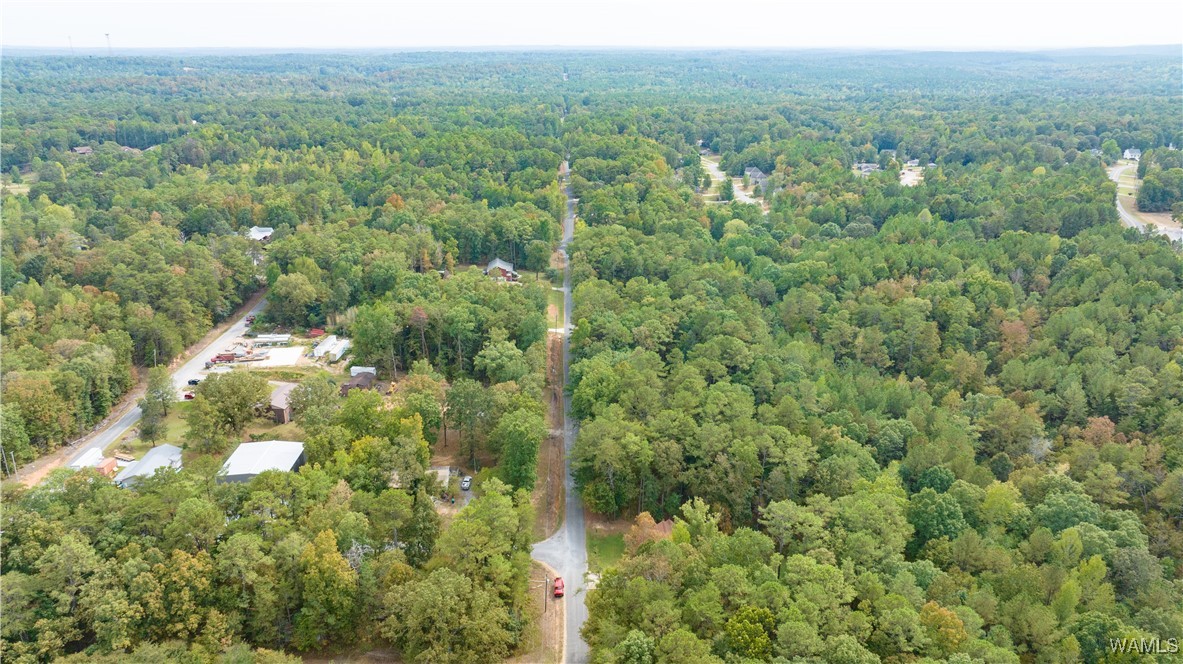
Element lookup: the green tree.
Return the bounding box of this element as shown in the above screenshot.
[186,371,269,452]
[493,408,545,490]
[268,273,318,326]
[446,378,491,468]
[293,530,358,650]
[908,488,968,549]
[382,567,514,664]
[289,373,339,435]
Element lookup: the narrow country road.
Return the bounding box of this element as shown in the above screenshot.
[60,298,269,470]
[532,160,591,663]
[1108,162,1183,243]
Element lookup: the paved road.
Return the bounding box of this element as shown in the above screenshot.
[1108,162,1183,243]
[65,298,268,467]
[532,160,591,663]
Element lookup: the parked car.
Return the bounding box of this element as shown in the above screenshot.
[460,476,473,491]
[553,577,565,598]
[183,392,195,400]
[187,378,201,386]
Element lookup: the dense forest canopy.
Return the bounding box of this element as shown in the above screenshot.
[2,50,1182,663]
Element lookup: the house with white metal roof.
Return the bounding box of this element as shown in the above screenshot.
[219,440,306,483]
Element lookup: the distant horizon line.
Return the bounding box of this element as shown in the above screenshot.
[3,43,1181,56]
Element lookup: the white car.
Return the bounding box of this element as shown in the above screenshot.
[460,476,473,491]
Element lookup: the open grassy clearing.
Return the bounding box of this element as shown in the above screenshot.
[586,531,625,573]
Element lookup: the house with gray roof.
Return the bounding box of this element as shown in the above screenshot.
[114,444,183,487]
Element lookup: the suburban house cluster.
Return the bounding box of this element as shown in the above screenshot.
[79,439,307,487]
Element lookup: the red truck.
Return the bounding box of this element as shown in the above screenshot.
[553,577,565,598]
[211,353,236,363]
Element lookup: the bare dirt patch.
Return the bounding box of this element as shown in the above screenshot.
[533,333,566,541]
[585,511,633,537]
[899,166,924,187]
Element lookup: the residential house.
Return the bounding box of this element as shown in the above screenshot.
[114,444,184,487]
[1124,148,1142,160]
[744,167,769,193]
[247,226,274,242]
[340,371,380,397]
[270,383,296,424]
[853,162,882,176]
[484,258,520,282]
[351,366,377,377]
[72,146,94,155]
[219,440,305,483]
[906,159,921,167]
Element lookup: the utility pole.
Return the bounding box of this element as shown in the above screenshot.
[105,33,112,57]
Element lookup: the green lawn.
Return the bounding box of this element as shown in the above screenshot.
[547,288,564,328]
[110,401,193,457]
[110,398,301,460]
[241,366,336,383]
[586,531,625,573]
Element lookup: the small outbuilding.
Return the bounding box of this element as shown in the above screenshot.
[114,444,184,487]
[270,383,296,424]
[219,440,305,483]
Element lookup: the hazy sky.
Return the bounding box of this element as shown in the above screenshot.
[4,0,1182,51]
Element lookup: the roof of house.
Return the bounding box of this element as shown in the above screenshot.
[221,440,305,477]
[114,444,183,485]
[72,146,94,155]
[744,167,767,180]
[343,372,376,389]
[485,258,518,275]
[351,366,377,377]
[270,383,296,410]
[247,226,274,241]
